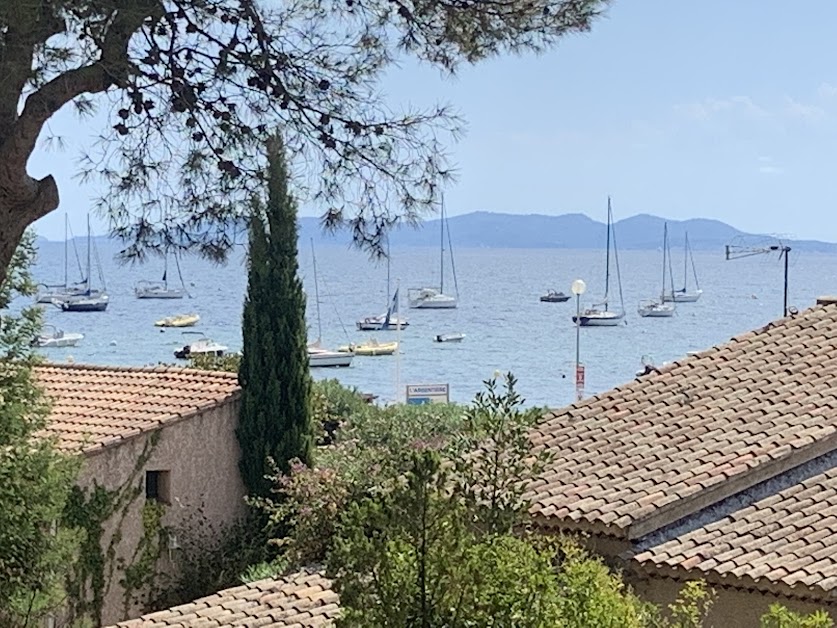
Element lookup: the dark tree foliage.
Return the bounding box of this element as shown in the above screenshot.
[236,134,312,499]
[0,0,610,285]
[0,233,79,626]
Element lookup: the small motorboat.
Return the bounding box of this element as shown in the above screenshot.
[338,338,398,356]
[434,333,465,343]
[309,345,354,367]
[32,325,84,348]
[174,335,228,359]
[155,313,200,328]
[540,290,571,303]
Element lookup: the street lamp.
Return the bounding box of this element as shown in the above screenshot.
[571,279,586,401]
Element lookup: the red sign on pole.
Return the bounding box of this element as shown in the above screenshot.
[575,364,585,401]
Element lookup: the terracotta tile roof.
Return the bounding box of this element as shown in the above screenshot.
[111,569,338,627]
[529,302,837,540]
[633,451,837,597]
[34,363,240,454]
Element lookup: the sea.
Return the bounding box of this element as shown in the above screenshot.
[25,239,834,408]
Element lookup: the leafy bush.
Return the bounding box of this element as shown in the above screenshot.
[150,508,268,611]
[760,604,834,628]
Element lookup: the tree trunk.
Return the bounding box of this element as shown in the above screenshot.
[0,166,60,287]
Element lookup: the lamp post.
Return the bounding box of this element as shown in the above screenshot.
[571,279,587,401]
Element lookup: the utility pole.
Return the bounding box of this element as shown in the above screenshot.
[724,242,792,317]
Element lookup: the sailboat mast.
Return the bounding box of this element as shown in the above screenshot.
[386,236,391,305]
[688,233,700,290]
[63,214,69,288]
[604,196,612,309]
[86,214,92,293]
[683,233,689,291]
[310,238,323,342]
[439,194,445,295]
[661,223,667,300]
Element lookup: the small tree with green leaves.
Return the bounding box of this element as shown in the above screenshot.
[0,232,79,627]
[237,134,313,499]
[761,604,834,628]
[326,374,659,627]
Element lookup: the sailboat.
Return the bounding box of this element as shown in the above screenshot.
[135,252,187,299]
[572,197,625,327]
[36,214,89,304]
[638,222,676,318]
[357,241,409,330]
[307,240,353,368]
[664,232,703,303]
[53,215,109,312]
[408,194,459,309]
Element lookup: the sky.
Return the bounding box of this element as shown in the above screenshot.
[30,0,837,241]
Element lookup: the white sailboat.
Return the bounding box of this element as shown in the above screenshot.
[638,222,676,318]
[36,214,88,304]
[572,197,626,327]
[135,252,187,299]
[53,215,109,312]
[357,241,409,330]
[409,195,459,309]
[664,232,703,303]
[308,240,353,368]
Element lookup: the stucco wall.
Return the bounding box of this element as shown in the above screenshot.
[77,398,245,625]
[565,531,836,626]
[630,573,837,627]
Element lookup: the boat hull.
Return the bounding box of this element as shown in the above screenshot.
[36,287,87,304]
[408,288,457,309]
[434,333,465,343]
[309,353,354,367]
[410,297,457,309]
[155,314,200,327]
[60,300,108,312]
[540,291,570,302]
[638,306,676,318]
[356,316,409,331]
[35,334,83,348]
[572,311,625,327]
[136,290,185,299]
[339,340,398,356]
[663,291,702,303]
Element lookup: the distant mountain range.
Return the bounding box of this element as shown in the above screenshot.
[37,211,837,253]
[298,211,837,253]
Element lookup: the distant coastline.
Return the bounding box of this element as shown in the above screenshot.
[35,211,837,253]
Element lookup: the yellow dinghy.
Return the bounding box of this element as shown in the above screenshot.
[155,313,200,328]
[338,338,398,356]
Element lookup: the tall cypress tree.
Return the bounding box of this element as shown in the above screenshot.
[237,134,312,499]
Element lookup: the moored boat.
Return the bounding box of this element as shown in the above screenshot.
[434,333,465,343]
[174,336,228,359]
[572,197,626,327]
[309,345,354,367]
[338,338,398,356]
[155,313,200,328]
[409,194,459,309]
[540,290,570,303]
[32,325,84,348]
[638,222,676,319]
[664,232,702,303]
[53,215,109,312]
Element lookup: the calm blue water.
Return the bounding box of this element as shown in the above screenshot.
[26,240,835,407]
